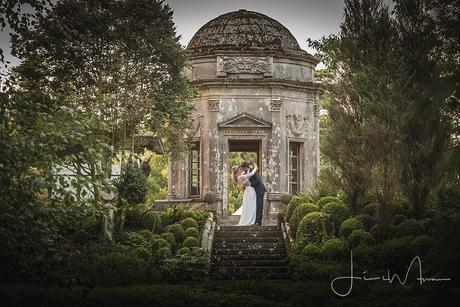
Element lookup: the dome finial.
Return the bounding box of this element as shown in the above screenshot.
[239,9,247,12]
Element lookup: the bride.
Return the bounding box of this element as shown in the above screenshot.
[231,163,258,226]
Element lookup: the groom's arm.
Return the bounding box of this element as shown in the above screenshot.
[250,172,261,188]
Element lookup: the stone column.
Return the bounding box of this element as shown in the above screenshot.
[207,98,223,217]
[166,157,175,199]
[313,97,320,177]
[267,97,283,217]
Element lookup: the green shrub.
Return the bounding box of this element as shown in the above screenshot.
[181,217,199,230]
[436,180,460,212]
[289,203,319,237]
[138,229,154,241]
[152,238,170,252]
[182,236,199,248]
[116,159,148,205]
[354,214,375,231]
[288,254,345,280]
[411,234,432,255]
[347,229,375,248]
[362,202,380,218]
[321,238,346,260]
[84,252,149,286]
[321,202,350,232]
[125,207,144,228]
[166,223,185,242]
[160,248,210,282]
[157,246,172,259]
[394,219,424,238]
[161,232,177,251]
[381,236,416,271]
[296,212,333,247]
[120,231,150,252]
[129,246,151,261]
[391,214,407,226]
[316,196,342,208]
[301,244,321,259]
[184,227,200,239]
[286,196,305,221]
[339,218,364,239]
[141,211,162,233]
[424,208,440,219]
[177,247,191,255]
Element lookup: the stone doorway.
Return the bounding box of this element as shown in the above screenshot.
[227,140,261,215]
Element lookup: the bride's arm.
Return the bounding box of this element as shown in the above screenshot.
[239,166,257,180]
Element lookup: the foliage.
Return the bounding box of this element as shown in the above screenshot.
[181,217,199,230]
[346,229,375,248]
[151,238,170,253]
[321,238,347,260]
[285,197,303,221]
[354,214,375,231]
[182,236,199,248]
[339,218,364,239]
[321,202,350,232]
[391,214,407,226]
[160,248,210,282]
[177,247,191,255]
[393,218,425,238]
[156,246,172,259]
[361,202,380,218]
[184,227,200,239]
[316,196,342,209]
[289,203,319,237]
[296,212,333,247]
[116,159,148,206]
[301,244,322,259]
[160,233,177,251]
[141,211,162,233]
[165,223,185,243]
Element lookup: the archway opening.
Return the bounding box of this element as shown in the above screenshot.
[227,140,261,214]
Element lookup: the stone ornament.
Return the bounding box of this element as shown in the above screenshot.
[100,178,116,242]
[208,99,220,112]
[286,113,309,137]
[269,98,282,112]
[217,56,273,76]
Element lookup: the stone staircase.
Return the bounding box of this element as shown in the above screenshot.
[211,225,288,279]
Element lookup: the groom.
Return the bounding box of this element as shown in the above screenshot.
[242,160,266,226]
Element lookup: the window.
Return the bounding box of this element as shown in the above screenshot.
[189,142,200,197]
[289,142,300,195]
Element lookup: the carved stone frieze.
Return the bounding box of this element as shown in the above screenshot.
[208,99,220,112]
[217,56,273,76]
[269,98,282,112]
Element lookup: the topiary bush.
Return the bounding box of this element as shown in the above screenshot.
[411,234,432,255]
[116,159,148,206]
[354,214,375,231]
[124,207,145,229]
[156,246,172,259]
[391,214,407,226]
[347,229,375,248]
[321,202,351,233]
[316,196,342,209]
[339,218,364,239]
[184,227,199,239]
[393,219,424,238]
[161,232,177,251]
[182,236,199,248]
[286,196,304,222]
[321,238,346,260]
[160,247,210,282]
[151,238,170,252]
[289,203,319,237]
[362,202,380,218]
[137,229,154,241]
[141,211,162,233]
[165,223,185,243]
[296,212,333,247]
[177,247,191,255]
[181,217,198,230]
[301,244,321,259]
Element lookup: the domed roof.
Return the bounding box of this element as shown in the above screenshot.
[188,9,311,59]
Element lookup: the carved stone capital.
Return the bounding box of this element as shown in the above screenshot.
[269,98,282,112]
[208,99,220,112]
[217,56,273,77]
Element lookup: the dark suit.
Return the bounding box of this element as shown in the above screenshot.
[248,168,266,224]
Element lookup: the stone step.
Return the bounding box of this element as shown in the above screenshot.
[213,242,285,250]
[213,253,287,261]
[210,271,288,280]
[213,259,288,267]
[218,225,279,231]
[215,231,281,238]
[213,248,286,255]
[214,237,284,243]
[211,266,287,275]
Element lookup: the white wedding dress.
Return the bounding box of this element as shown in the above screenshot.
[232,168,257,226]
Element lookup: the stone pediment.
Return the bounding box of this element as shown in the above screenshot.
[218,113,272,129]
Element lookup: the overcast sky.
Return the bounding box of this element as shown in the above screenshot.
[0,0,346,73]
